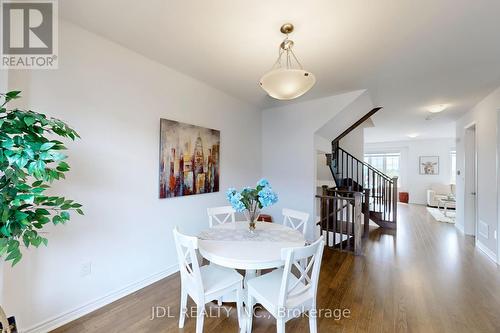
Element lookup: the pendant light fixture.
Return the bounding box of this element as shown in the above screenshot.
[259,23,316,100]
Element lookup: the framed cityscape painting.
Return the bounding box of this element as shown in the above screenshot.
[159,119,220,198]
[419,156,439,175]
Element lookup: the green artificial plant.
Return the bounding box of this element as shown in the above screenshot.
[0,91,83,266]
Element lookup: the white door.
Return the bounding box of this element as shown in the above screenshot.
[464,125,477,236]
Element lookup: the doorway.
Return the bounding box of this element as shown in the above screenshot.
[464,124,477,237]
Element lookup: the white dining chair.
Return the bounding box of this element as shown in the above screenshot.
[246,237,325,333]
[173,227,244,333]
[282,208,309,236]
[207,206,236,228]
[206,205,237,305]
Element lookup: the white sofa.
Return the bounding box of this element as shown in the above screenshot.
[427,183,456,208]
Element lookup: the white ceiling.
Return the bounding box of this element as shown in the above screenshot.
[60,0,500,143]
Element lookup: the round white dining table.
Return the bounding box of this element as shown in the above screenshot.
[198,222,305,332]
[198,221,305,271]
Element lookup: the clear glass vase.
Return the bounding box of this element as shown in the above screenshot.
[244,208,260,233]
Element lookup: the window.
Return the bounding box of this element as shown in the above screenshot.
[450,150,456,184]
[364,152,401,179]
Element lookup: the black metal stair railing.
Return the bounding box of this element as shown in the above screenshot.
[328,143,398,226]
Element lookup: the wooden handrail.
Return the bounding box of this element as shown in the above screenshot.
[331,107,382,146]
[315,194,355,201]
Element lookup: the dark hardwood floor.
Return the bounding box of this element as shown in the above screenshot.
[54,204,500,332]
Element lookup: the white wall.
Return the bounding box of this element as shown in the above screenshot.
[365,138,456,205]
[340,125,365,160]
[261,90,373,241]
[456,86,500,261]
[0,71,7,92]
[315,135,334,185]
[316,154,334,183]
[3,21,262,332]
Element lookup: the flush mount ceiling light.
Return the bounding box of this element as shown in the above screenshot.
[259,23,316,100]
[407,133,419,138]
[428,104,449,113]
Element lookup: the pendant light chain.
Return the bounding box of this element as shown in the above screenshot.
[270,33,303,70]
[259,23,316,100]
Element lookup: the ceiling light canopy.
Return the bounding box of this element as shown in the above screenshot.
[259,23,316,100]
[428,104,449,113]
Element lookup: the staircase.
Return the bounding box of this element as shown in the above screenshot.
[317,107,398,254]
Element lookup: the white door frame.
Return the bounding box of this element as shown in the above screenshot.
[497,110,500,263]
[464,122,478,237]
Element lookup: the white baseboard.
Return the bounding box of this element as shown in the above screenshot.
[22,264,179,333]
[476,240,498,264]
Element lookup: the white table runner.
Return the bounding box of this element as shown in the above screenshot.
[198,222,303,243]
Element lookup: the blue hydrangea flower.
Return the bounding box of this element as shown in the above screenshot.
[258,187,278,208]
[226,180,277,213]
[229,192,246,212]
[226,188,236,201]
[257,178,270,188]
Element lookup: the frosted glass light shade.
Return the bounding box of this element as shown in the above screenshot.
[259,68,316,100]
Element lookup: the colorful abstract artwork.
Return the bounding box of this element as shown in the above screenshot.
[159,119,220,198]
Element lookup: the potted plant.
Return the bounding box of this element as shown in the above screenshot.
[0,91,83,266]
[226,179,278,233]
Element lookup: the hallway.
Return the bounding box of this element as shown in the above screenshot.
[55,204,500,332]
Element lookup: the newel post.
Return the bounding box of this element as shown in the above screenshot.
[363,189,370,237]
[354,192,362,255]
[392,177,398,223]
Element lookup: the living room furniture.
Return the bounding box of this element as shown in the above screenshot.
[246,237,325,333]
[257,214,273,222]
[437,198,456,217]
[427,184,456,209]
[173,227,244,333]
[399,192,409,203]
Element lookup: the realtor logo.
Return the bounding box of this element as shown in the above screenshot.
[1,0,58,69]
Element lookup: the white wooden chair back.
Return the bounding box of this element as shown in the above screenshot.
[282,208,309,236]
[207,206,236,228]
[172,227,203,299]
[278,237,325,309]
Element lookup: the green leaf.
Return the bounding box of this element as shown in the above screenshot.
[0,225,11,237]
[56,161,70,172]
[40,142,56,151]
[32,180,43,187]
[52,215,62,224]
[14,211,29,220]
[35,208,50,215]
[24,116,36,126]
[23,232,31,247]
[1,139,14,149]
[6,249,20,261]
[5,91,21,99]
[12,253,23,266]
[76,208,84,215]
